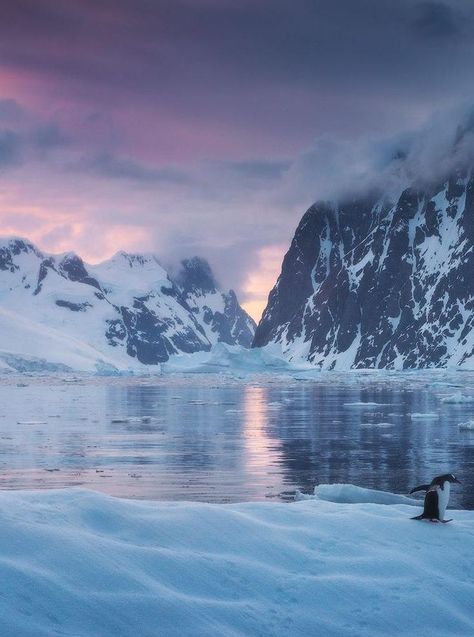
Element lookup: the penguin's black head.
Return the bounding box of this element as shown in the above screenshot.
[432,473,461,486]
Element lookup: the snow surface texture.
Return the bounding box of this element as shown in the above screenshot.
[254,175,474,369]
[2,487,474,637]
[0,239,255,372]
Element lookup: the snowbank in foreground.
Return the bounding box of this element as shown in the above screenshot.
[1,489,473,637]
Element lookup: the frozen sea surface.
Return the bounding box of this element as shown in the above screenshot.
[0,371,473,507]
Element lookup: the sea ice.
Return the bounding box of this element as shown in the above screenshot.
[310,483,420,506]
[343,401,388,407]
[410,412,439,419]
[441,392,474,404]
[359,422,394,427]
[458,420,474,431]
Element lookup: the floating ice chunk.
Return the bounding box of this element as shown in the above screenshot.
[343,401,388,407]
[360,422,394,427]
[16,420,47,425]
[111,416,158,424]
[458,420,474,431]
[294,489,314,501]
[313,483,420,506]
[441,392,474,404]
[163,342,319,375]
[267,401,283,409]
[410,413,439,419]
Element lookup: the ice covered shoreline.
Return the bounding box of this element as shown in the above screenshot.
[1,341,473,376]
[2,487,474,636]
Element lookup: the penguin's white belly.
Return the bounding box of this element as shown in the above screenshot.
[438,481,450,520]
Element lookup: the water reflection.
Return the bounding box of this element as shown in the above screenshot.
[243,386,284,497]
[0,373,473,507]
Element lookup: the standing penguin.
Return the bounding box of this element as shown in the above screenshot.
[410,474,461,522]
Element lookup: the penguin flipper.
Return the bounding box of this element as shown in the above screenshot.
[410,484,430,494]
[410,514,425,520]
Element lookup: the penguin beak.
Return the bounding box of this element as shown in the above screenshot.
[455,478,461,484]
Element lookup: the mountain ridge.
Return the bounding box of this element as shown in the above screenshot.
[253,173,474,369]
[0,237,255,372]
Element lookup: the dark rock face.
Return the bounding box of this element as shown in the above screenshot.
[253,176,474,369]
[0,239,255,366]
[175,257,218,295]
[175,257,256,348]
[55,300,92,312]
[58,254,101,290]
[0,239,41,272]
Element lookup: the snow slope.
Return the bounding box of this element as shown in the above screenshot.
[1,487,474,637]
[0,307,127,373]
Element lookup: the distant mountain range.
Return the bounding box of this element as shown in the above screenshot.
[3,170,473,373]
[253,173,474,369]
[0,238,255,372]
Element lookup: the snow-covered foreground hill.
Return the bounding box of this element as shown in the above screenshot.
[2,487,474,637]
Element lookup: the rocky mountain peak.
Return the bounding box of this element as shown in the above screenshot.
[176,257,218,295]
[253,174,474,369]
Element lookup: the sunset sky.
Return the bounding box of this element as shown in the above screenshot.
[1,0,474,320]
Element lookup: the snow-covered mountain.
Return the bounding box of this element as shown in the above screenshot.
[176,257,255,348]
[253,174,474,369]
[0,238,255,372]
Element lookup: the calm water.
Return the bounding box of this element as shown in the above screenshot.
[0,372,473,508]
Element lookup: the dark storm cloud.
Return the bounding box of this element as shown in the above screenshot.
[0,130,22,168]
[1,0,473,145]
[31,124,69,150]
[0,99,24,122]
[413,2,463,38]
[80,153,191,184]
[0,108,72,168]
[217,159,291,182]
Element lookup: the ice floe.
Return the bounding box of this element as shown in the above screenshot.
[296,483,420,506]
[441,392,474,404]
[458,420,474,431]
[410,412,439,419]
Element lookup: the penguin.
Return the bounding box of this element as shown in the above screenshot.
[410,473,461,523]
